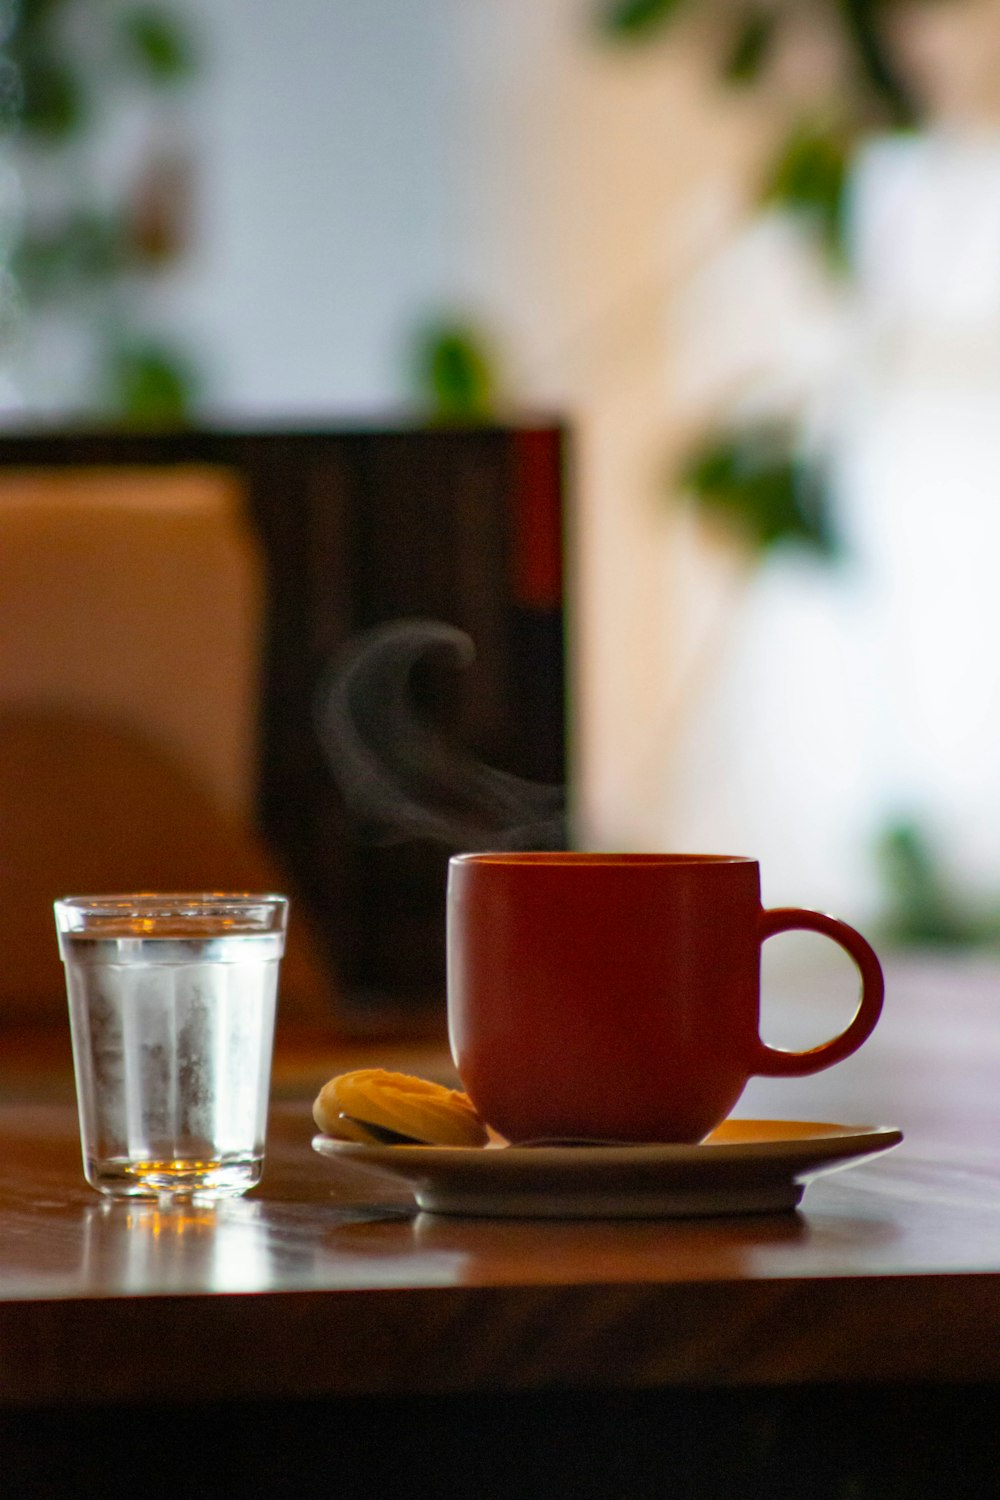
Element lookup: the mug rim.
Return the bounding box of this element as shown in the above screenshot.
[449,852,755,867]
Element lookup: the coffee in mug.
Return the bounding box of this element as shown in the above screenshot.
[446,853,884,1144]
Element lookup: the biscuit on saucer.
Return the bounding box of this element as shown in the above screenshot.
[312,1068,488,1147]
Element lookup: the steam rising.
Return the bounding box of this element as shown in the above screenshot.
[314,618,565,851]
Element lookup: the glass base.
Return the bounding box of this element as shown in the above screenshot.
[85,1153,263,1202]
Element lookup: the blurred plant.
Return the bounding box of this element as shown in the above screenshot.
[411,318,500,423]
[598,0,922,127]
[874,819,1000,947]
[594,4,996,951]
[762,117,853,269]
[681,420,839,558]
[595,0,951,558]
[0,0,201,425]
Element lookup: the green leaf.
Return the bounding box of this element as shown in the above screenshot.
[763,122,852,266]
[16,52,85,139]
[723,8,779,85]
[875,819,981,947]
[0,57,24,135]
[104,338,198,426]
[12,0,72,41]
[682,424,839,559]
[13,211,126,297]
[413,322,497,422]
[835,0,922,127]
[597,0,686,42]
[118,6,197,84]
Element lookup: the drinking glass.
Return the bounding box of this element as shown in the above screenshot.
[55,892,287,1201]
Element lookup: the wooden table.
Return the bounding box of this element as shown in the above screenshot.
[4,953,1000,1496]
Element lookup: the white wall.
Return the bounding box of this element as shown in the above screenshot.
[170,0,457,419]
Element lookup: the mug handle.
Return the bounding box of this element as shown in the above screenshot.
[754,907,885,1077]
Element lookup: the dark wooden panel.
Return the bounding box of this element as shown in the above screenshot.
[0,425,568,1031]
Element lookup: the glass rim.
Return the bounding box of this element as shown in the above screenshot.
[56,891,287,909]
[54,892,288,933]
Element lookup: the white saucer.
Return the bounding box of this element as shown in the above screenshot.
[311,1118,903,1219]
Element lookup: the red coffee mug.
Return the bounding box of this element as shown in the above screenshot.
[447,852,884,1143]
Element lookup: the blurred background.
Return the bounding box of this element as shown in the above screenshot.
[3,0,1000,1023]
